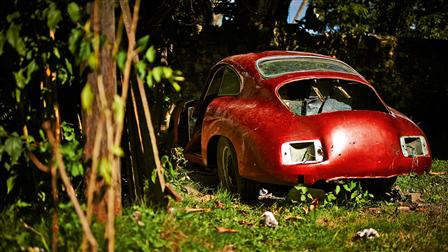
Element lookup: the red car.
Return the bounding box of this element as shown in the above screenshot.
[171,51,431,199]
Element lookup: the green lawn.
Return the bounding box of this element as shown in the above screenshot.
[1,160,448,251]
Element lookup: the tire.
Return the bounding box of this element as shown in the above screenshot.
[216,137,258,201]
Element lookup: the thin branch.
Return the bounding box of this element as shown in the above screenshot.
[165,183,183,202]
[23,125,50,173]
[50,162,59,252]
[28,152,50,173]
[82,117,104,252]
[119,0,166,193]
[114,0,140,148]
[43,122,98,251]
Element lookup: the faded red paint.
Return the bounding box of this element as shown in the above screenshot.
[174,51,431,186]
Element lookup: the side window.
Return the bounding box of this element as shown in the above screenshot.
[218,68,241,96]
[206,68,225,98]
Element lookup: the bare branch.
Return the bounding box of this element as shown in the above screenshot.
[28,152,50,173]
[119,0,166,194]
[82,117,104,252]
[43,121,98,251]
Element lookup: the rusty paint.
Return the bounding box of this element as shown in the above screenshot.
[172,51,432,187]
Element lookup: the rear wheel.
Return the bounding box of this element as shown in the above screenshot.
[216,137,258,200]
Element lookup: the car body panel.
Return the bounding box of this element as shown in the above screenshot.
[173,51,431,186]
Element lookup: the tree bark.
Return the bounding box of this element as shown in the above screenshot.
[83,0,120,221]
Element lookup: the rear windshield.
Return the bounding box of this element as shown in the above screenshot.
[257,56,358,78]
[278,79,388,116]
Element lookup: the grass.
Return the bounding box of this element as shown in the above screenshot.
[1,160,448,251]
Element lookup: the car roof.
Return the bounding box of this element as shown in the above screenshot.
[217,51,368,90]
[219,51,330,72]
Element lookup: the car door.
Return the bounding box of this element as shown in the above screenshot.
[185,65,241,155]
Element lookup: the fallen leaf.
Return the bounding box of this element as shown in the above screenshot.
[410,192,422,203]
[310,199,319,211]
[215,201,225,209]
[397,206,411,212]
[238,210,249,216]
[429,171,447,176]
[302,207,309,215]
[367,208,382,214]
[185,207,211,213]
[198,194,214,202]
[220,245,236,252]
[285,215,305,222]
[238,220,254,227]
[216,227,239,233]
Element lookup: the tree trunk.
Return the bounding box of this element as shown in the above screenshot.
[83,0,120,221]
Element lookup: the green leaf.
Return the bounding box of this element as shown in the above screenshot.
[0,126,6,137]
[12,60,37,89]
[116,50,126,71]
[65,58,73,75]
[112,145,124,157]
[169,80,181,92]
[79,40,92,61]
[69,163,83,177]
[145,71,153,88]
[162,67,173,78]
[16,199,31,208]
[151,169,157,184]
[145,46,156,63]
[87,53,98,70]
[47,3,62,30]
[4,134,23,165]
[13,69,26,89]
[15,88,21,103]
[68,28,82,54]
[25,60,38,83]
[152,66,162,82]
[135,35,150,52]
[173,75,185,82]
[326,193,336,201]
[335,185,340,195]
[81,83,94,112]
[53,47,61,59]
[349,181,356,191]
[99,158,111,184]
[6,12,20,23]
[136,61,146,80]
[6,23,26,56]
[61,122,75,141]
[161,155,172,170]
[7,175,16,194]
[113,95,124,123]
[0,32,6,56]
[67,2,81,23]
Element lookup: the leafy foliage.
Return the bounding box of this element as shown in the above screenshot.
[307,0,448,39]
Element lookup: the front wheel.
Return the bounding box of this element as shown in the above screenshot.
[216,137,258,200]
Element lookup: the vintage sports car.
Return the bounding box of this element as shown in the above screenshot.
[170,51,431,199]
